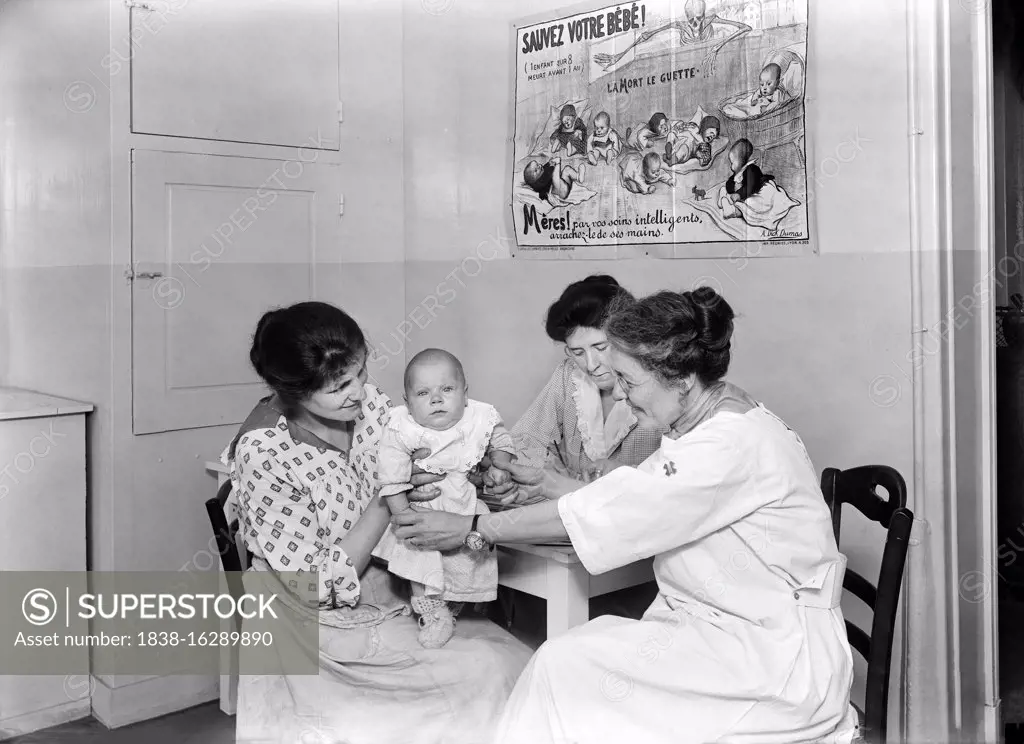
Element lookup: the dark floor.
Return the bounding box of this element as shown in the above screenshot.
[7,703,233,743]
[1001,593,1024,723]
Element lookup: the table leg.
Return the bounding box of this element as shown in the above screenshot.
[219,654,238,715]
[545,560,590,638]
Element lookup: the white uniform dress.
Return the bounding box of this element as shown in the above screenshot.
[373,400,513,602]
[495,404,859,744]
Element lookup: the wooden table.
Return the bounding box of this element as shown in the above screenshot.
[495,543,653,638]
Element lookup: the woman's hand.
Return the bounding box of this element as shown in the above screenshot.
[391,510,472,552]
[490,462,578,504]
[473,454,518,502]
[582,459,625,483]
[408,447,444,502]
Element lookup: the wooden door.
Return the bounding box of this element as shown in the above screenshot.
[131,149,341,434]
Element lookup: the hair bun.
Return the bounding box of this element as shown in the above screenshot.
[250,308,282,376]
[581,274,620,288]
[684,287,734,352]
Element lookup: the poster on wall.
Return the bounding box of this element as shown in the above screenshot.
[508,0,813,259]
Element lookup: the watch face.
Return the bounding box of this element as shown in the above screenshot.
[466,532,486,551]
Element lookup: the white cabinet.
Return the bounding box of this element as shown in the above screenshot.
[0,389,92,739]
[130,149,341,434]
[129,0,341,150]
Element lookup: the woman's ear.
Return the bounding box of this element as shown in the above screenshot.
[679,372,698,396]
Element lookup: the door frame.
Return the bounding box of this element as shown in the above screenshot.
[908,0,999,740]
[102,0,345,712]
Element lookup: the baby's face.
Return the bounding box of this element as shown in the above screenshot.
[702,127,719,144]
[561,115,576,130]
[642,155,663,179]
[525,161,542,181]
[595,120,609,136]
[405,361,468,431]
[759,71,779,98]
[729,149,743,171]
[656,119,671,137]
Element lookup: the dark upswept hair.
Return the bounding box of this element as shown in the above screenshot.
[545,275,633,343]
[604,286,735,385]
[249,301,367,403]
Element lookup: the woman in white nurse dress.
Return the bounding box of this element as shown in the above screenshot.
[391,287,860,744]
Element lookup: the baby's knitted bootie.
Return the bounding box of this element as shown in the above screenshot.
[411,596,455,649]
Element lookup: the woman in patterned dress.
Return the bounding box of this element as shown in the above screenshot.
[222,301,531,744]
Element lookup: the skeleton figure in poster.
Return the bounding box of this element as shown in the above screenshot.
[593,0,752,77]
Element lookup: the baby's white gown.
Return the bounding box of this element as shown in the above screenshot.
[372,400,510,602]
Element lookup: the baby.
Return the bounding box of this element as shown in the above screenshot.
[523,157,585,203]
[719,138,775,217]
[749,63,791,113]
[549,103,587,156]
[586,111,621,165]
[619,151,675,194]
[665,115,720,167]
[372,349,516,648]
[625,112,672,151]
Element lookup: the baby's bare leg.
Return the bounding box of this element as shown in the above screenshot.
[587,149,599,166]
[549,176,570,200]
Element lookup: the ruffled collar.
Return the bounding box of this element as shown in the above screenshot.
[667,381,757,439]
[568,363,636,461]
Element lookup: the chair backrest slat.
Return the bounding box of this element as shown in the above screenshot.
[843,568,878,608]
[845,619,872,659]
[821,465,912,744]
[204,480,248,623]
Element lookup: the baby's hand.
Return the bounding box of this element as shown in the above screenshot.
[485,466,511,488]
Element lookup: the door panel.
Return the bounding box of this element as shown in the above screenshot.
[129,0,340,149]
[131,149,340,434]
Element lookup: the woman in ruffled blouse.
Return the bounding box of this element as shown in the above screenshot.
[511,275,667,481]
[503,276,665,623]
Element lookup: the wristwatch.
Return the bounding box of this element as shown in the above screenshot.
[464,514,490,551]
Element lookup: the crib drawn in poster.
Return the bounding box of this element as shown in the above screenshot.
[718,47,806,166]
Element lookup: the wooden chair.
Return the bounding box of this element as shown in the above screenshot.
[203,479,251,715]
[204,480,251,598]
[821,465,913,744]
